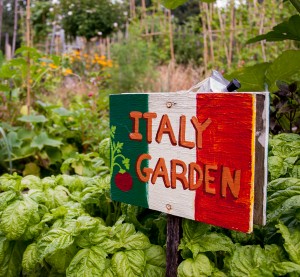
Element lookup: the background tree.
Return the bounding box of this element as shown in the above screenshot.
[59,0,125,41]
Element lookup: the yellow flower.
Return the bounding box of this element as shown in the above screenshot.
[49,63,58,69]
[98,60,107,66]
[63,68,73,76]
[41,62,47,67]
[107,60,113,67]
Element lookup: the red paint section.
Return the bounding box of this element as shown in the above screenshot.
[194,93,254,233]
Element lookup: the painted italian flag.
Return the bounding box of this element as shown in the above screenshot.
[110,92,256,233]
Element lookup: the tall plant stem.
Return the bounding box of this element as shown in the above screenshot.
[26,0,31,115]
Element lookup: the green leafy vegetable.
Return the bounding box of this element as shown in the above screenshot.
[112,250,146,277]
[66,246,107,277]
[178,254,213,277]
[277,222,300,264]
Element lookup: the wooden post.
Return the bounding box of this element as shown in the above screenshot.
[217,8,230,67]
[167,9,175,63]
[106,37,111,60]
[228,0,236,69]
[12,0,18,56]
[50,23,56,55]
[26,0,31,115]
[200,2,208,76]
[204,3,214,63]
[259,4,266,62]
[253,94,268,226]
[166,214,181,277]
[130,0,136,19]
[5,33,11,60]
[141,0,148,36]
[0,0,3,48]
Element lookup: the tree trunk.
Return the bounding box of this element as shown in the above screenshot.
[12,0,18,56]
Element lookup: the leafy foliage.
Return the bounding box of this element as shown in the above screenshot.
[60,0,125,40]
[247,15,300,43]
[162,0,215,9]
[0,173,166,276]
[270,81,300,134]
[176,132,300,276]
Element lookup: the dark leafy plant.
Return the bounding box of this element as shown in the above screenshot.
[270,81,300,134]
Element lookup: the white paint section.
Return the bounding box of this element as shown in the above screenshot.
[148,92,197,219]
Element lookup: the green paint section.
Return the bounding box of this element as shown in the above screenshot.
[110,94,149,208]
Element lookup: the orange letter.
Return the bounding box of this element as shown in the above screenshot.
[156,114,177,146]
[191,117,212,149]
[171,159,188,189]
[136,154,153,182]
[221,167,241,198]
[178,115,195,149]
[204,164,217,194]
[189,162,203,190]
[129,111,143,141]
[143,112,157,143]
[151,158,171,188]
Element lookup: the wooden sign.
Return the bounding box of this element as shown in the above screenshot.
[110,92,269,233]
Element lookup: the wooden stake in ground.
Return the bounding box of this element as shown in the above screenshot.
[166,214,181,277]
[168,9,175,63]
[0,0,3,48]
[26,0,31,115]
[204,3,214,64]
[200,2,208,76]
[12,0,18,56]
[228,0,236,68]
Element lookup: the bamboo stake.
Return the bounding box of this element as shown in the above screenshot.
[26,0,31,115]
[5,33,11,60]
[217,8,229,66]
[130,0,136,19]
[228,0,235,68]
[200,2,208,76]
[0,0,3,48]
[141,0,148,36]
[204,3,214,63]
[259,4,266,62]
[168,9,175,63]
[12,0,18,56]
[107,37,111,60]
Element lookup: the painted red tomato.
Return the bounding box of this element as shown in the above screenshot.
[114,172,133,192]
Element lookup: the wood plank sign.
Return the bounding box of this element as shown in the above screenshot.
[110,92,269,233]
